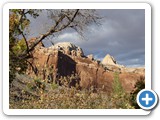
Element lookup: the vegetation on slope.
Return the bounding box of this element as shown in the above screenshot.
[9,73,144,109]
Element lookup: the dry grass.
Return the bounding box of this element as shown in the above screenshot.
[9,73,136,109]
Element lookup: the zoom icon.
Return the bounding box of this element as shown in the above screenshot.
[137,89,158,110]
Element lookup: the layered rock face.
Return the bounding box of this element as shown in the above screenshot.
[27,42,145,93]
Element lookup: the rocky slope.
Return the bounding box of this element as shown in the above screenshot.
[26,41,145,93]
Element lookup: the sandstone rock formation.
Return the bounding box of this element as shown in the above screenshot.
[121,67,145,75]
[101,53,145,75]
[101,54,125,73]
[50,42,84,57]
[27,42,145,93]
[87,54,94,60]
[102,54,117,66]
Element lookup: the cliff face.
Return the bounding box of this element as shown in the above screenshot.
[26,42,145,93]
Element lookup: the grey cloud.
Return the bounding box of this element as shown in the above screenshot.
[29,9,145,67]
[81,9,145,67]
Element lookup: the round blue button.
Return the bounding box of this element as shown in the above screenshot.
[137,89,158,110]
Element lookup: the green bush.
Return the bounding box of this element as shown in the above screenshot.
[51,83,59,90]
[110,72,134,109]
[113,72,124,94]
[130,76,145,109]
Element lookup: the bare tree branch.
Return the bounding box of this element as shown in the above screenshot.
[19,9,101,58]
[26,9,79,53]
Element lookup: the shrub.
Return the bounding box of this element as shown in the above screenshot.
[110,72,134,109]
[34,77,46,91]
[10,73,140,109]
[130,76,145,109]
[51,83,59,90]
[113,72,124,94]
[59,73,80,88]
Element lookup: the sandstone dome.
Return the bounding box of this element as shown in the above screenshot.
[53,42,78,51]
[49,42,84,57]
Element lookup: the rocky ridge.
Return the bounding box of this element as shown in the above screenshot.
[101,53,144,75]
[26,41,145,93]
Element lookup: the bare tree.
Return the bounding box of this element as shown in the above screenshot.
[25,9,101,54]
[9,9,101,80]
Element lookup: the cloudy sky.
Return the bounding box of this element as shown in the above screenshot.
[28,9,145,67]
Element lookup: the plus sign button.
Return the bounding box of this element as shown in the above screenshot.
[137,89,158,110]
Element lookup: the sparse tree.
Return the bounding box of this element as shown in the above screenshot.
[9,9,101,82]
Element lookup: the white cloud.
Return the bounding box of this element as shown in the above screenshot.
[58,33,78,40]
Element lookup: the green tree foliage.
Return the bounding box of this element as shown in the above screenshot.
[113,72,124,94]
[9,9,40,83]
[130,76,145,109]
[111,72,134,109]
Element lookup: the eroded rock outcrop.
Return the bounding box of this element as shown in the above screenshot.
[101,53,145,75]
[27,42,144,93]
[102,54,117,66]
[50,42,84,57]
